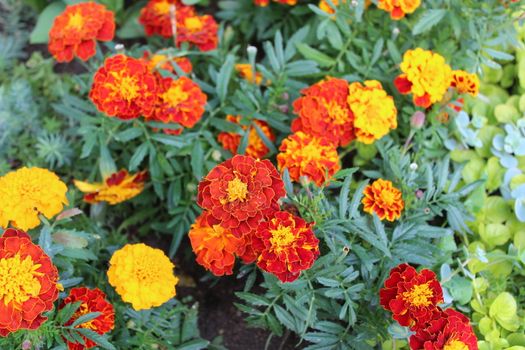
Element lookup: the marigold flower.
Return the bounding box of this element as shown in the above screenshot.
[347,80,397,144]
[291,77,355,147]
[409,308,478,349]
[197,155,286,237]
[142,51,193,74]
[236,229,261,264]
[254,0,297,5]
[253,211,319,282]
[74,170,147,205]
[277,131,340,187]
[450,70,479,97]
[379,263,443,328]
[394,48,452,108]
[377,0,421,20]
[0,167,68,231]
[217,115,275,159]
[147,76,207,135]
[89,54,158,120]
[0,229,59,336]
[189,213,245,276]
[362,179,404,221]
[48,2,115,62]
[178,14,219,52]
[235,64,264,85]
[139,0,195,38]
[107,243,179,310]
[61,287,115,350]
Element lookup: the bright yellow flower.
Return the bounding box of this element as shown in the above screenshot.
[0,167,68,231]
[377,0,421,20]
[107,243,179,310]
[347,80,397,144]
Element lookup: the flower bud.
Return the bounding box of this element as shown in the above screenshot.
[410,111,426,129]
[22,340,32,350]
[212,150,222,161]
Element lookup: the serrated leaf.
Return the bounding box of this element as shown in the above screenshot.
[412,9,447,35]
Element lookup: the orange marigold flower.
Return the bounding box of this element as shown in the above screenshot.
[177,14,219,52]
[379,263,443,328]
[254,0,297,5]
[61,287,115,350]
[347,80,397,144]
[362,179,404,221]
[139,0,195,38]
[410,308,478,350]
[377,0,421,20]
[189,213,245,276]
[197,155,286,237]
[74,170,148,205]
[48,2,115,62]
[0,229,59,336]
[277,131,340,187]
[235,64,264,85]
[253,211,319,283]
[142,51,193,74]
[217,115,275,159]
[89,54,158,120]
[450,70,479,97]
[291,77,355,147]
[147,76,207,135]
[394,48,452,108]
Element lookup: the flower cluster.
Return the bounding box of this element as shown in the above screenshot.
[60,287,115,350]
[362,179,404,221]
[196,155,319,282]
[380,264,478,349]
[139,0,218,51]
[48,2,115,62]
[254,0,298,6]
[377,0,421,20]
[74,169,148,205]
[0,229,59,336]
[0,167,68,231]
[107,243,179,310]
[217,115,275,159]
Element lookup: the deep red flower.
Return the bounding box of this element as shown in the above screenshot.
[139,0,195,38]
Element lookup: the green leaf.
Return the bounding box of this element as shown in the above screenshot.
[116,8,144,39]
[129,143,149,171]
[30,2,66,44]
[296,43,336,67]
[236,292,271,306]
[489,292,520,331]
[71,312,102,328]
[191,141,204,180]
[99,143,117,178]
[216,55,235,102]
[76,329,115,350]
[412,9,447,35]
[176,339,210,350]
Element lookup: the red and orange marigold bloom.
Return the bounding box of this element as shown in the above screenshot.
[277,131,340,187]
[377,0,421,20]
[394,48,452,108]
[347,80,397,144]
[197,155,286,237]
[189,213,245,276]
[254,0,298,5]
[409,308,478,350]
[48,2,115,62]
[253,211,319,283]
[379,263,443,328]
[142,51,193,74]
[291,77,355,147]
[74,170,148,205]
[0,229,59,336]
[236,229,261,264]
[90,54,158,120]
[362,179,404,221]
[139,0,195,38]
[217,115,275,159]
[61,287,115,350]
[450,70,479,97]
[177,13,219,51]
[147,76,207,135]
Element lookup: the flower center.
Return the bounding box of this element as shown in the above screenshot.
[66,12,85,30]
[402,282,433,307]
[73,302,97,330]
[184,16,204,32]
[109,72,140,101]
[154,1,171,15]
[379,189,396,206]
[227,178,248,202]
[162,84,189,107]
[325,100,348,125]
[269,225,296,249]
[444,340,468,350]
[0,254,43,306]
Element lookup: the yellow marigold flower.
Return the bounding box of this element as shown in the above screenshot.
[362,179,404,221]
[107,243,179,310]
[347,80,397,144]
[277,131,340,187]
[235,64,264,85]
[74,170,147,205]
[0,167,68,231]
[377,0,421,20]
[394,48,452,108]
[450,70,479,96]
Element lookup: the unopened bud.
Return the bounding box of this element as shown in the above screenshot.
[277,104,289,114]
[212,150,222,161]
[392,27,400,38]
[114,43,125,52]
[22,340,31,350]
[415,190,424,199]
[409,163,418,171]
[410,111,426,129]
[281,92,289,101]
[186,183,197,193]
